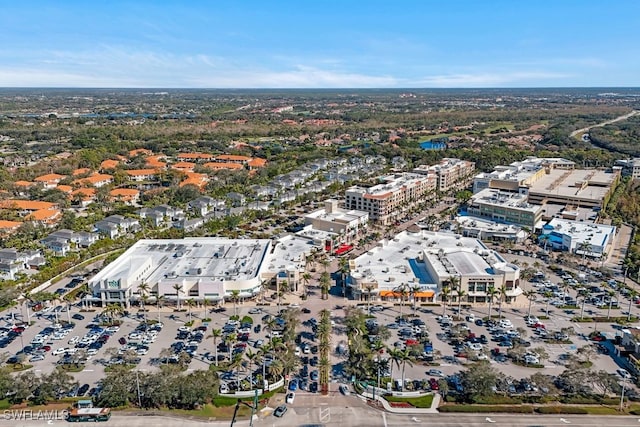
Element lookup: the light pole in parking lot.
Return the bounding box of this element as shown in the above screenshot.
[620,375,628,411]
[135,370,142,408]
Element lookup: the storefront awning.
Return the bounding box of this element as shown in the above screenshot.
[379,290,434,298]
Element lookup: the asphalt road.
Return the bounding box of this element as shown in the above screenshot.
[3,410,639,427]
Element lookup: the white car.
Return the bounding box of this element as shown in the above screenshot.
[428,369,444,377]
[618,369,632,379]
[339,384,350,395]
[524,354,540,365]
[52,348,68,356]
[248,308,262,314]
[68,336,80,345]
[498,319,513,329]
[467,343,483,351]
[86,348,99,356]
[285,392,295,404]
[106,326,120,333]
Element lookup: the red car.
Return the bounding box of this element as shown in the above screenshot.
[590,333,606,342]
[429,378,439,390]
[37,345,51,352]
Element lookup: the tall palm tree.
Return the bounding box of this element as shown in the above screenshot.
[606,289,617,320]
[138,281,150,312]
[457,289,467,316]
[543,290,553,316]
[230,290,241,317]
[579,289,590,320]
[209,328,222,366]
[440,286,451,316]
[395,283,410,319]
[628,289,638,321]
[260,280,271,304]
[497,285,507,320]
[365,284,376,312]
[277,280,289,307]
[186,298,195,323]
[202,297,210,317]
[523,289,537,318]
[172,284,183,310]
[410,285,422,312]
[338,257,350,297]
[301,273,312,298]
[156,295,165,322]
[486,286,499,319]
[319,272,331,300]
[245,349,258,385]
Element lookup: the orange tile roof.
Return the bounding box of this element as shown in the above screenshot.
[0,200,56,211]
[100,159,120,170]
[72,168,92,176]
[71,188,96,200]
[55,185,73,193]
[171,161,196,170]
[129,148,153,158]
[216,154,252,162]
[125,169,158,177]
[34,173,66,183]
[14,181,35,187]
[177,153,213,160]
[203,162,244,170]
[0,220,22,230]
[73,173,113,187]
[247,158,267,168]
[109,188,140,197]
[26,209,61,222]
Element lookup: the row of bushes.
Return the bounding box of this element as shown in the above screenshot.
[439,405,592,414]
[453,395,624,406]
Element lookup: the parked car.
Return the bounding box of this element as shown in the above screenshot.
[273,405,288,417]
[285,392,295,404]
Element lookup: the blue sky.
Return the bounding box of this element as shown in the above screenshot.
[0,0,638,88]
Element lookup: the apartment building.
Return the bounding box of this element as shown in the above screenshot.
[344,173,436,225]
[413,158,476,193]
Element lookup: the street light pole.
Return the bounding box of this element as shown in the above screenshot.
[620,376,628,411]
[136,370,142,408]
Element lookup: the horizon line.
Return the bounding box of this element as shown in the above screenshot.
[0,86,639,90]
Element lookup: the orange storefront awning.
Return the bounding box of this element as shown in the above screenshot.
[379,290,434,298]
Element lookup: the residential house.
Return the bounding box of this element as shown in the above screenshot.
[171,161,196,172]
[71,188,96,207]
[180,172,208,190]
[187,196,225,217]
[251,185,278,199]
[129,148,153,158]
[109,188,140,205]
[100,159,121,171]
[73,173,113,188]
[26,209,62,227]
[202,162,244,171]
[94,215,140,239]
[173,217,205,232]
[126,169,158,182]
[0,249,45,280]
[0,220,22,235]
[40,235,71,256]
[177,152,214,162]
[138,205,184,227]
[42,229,100,255]
[226,192,246,207]
[34,173,66,189]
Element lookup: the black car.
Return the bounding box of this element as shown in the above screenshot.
[302,308,311,314]
[309,382,318,393]
[77,384,90,396]
[118,337,127,345]
[273,405,288,417]
[72,314,85,321]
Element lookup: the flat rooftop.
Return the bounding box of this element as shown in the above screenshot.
[351,230,495,288]
[528,168,617,203]
[347,172,428,197]
[546,218,616,248]
[305,207,368,224]
[91,238,271,286]
[454,215,527,237]
[470,188,541,213]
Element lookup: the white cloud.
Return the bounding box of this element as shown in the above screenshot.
[413,71,575,87]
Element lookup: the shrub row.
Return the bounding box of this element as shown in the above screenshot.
[438,405,534,413]
[535,406,588,414]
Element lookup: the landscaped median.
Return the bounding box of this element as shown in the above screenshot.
[384,394,434,409]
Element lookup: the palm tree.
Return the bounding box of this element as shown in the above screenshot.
[63,294,74,325]
[209,328,222,366]
[410,285,422,312]
[186,298,195,323]
[338,257,350,297]
[202,297,210,317]
[245,349,258,385]
[395,283,410,319]
[365,284,376,312]
[523,290,537,318]
[319,272,331,300]
[486,286,499,319]
[497,285,507,320]
[440,286,451,316]
[138,281,150,312]
[579,289,590,320]
[278,280,289,307]
[172,284,183,310]
[628,289,638,321]
[543,290,553,316]
[606,290,616,320]
[156,295,165,322]
[457,288,467,316]
[301,273,312,298]
[230,290,241,317]
[102,303,124,324]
